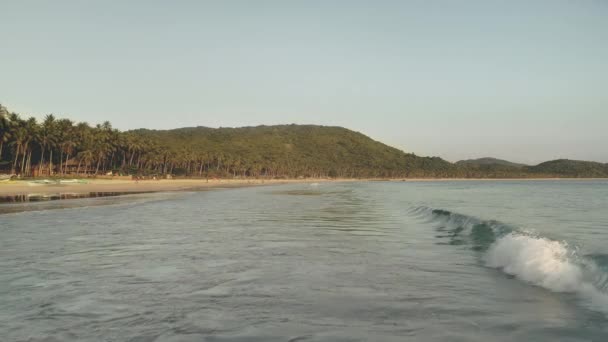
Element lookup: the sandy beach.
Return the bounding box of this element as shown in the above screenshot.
[0,178,344,197]
[1,177,605,198]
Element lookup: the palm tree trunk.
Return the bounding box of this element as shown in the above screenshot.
[48,150,53,176]
[25,151,29,176]
[26,151,32,176]
[59,152,63,175]
[38,148,45,176]
[27,151,34,176]
[76,159,82,175]
[0,141,3,161]
[21,148,27,175]
[65,155,70,175]
[12,145,20,174]
[21,143,28,175]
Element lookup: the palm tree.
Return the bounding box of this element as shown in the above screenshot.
[10,120,26,174]
[0,106,11,162]
[92,123,111,174]
[124,133,141,167]
[9,113,27,173]
[63,140,76,174]
[38,114,57,176]
[77,149,95,175]
[55,119,74,175]
[21,117,39,176]
[73,122,92,175]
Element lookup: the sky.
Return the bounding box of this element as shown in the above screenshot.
[1,1,607,164]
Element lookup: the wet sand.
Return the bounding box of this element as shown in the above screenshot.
[0,178,341,197]
[1,177,603,198]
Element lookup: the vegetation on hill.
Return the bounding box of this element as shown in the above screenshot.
[456,157,527,168]
[1,104,607,178]
[0,104,452,178]
[526,159,608,178]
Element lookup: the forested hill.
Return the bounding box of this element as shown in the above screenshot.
[526,159,608,177]
[456,157,527,168]
[1,103,607,178]
[455,158,608,178]
[131,125,455,178]
[131,126,608,178]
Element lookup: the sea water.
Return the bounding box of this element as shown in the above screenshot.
[1,180,607,341]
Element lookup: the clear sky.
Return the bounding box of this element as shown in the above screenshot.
[1,1,607,164]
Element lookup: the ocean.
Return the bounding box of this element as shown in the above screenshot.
[1,180,607,341]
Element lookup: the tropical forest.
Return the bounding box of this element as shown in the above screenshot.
[1,105,607,179]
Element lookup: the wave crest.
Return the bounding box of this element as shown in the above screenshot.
[485,233,582,292]
[413,206,608,314]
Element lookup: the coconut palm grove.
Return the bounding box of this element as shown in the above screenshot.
[1,104,607,179]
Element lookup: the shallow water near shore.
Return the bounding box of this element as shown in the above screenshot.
[0,191,154,204]
[1,180,607,341]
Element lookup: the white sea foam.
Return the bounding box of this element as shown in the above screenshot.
[418,206,608,315]
[486,233,583,292]
[486,233,608,316]
[486,233,608,315]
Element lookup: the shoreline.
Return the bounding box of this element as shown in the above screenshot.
[391,177,608,182]
[0,177,606,197]
[0,178,348,197]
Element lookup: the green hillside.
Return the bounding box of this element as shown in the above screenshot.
[131,125,456,178]
[526,159,608,178]
[1,103,607,179]
[456,157,527,168]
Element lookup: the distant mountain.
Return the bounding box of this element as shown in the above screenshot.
[455,158,608,178]
[526,159,608,178]
[456,157,527,168]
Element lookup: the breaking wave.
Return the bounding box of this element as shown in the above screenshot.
[486,233,582,292]
[411,206,608,311]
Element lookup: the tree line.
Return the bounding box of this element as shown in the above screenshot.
[0,104,458,178]
[0,105,169,177]
[1,104,607,179]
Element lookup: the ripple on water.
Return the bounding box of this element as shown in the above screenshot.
[1,182,608,341]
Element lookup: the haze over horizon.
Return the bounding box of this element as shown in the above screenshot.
[1,1,607,165]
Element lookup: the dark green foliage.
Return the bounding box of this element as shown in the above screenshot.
[456,157,527,168]
[131,125,454,178]
[455,157,530,178]
[0,103,606,178]
[525,159,608,178]
[456,163,528,178]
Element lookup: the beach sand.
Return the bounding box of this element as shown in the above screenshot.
[0,178,340,197]
[1,177,603,197]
